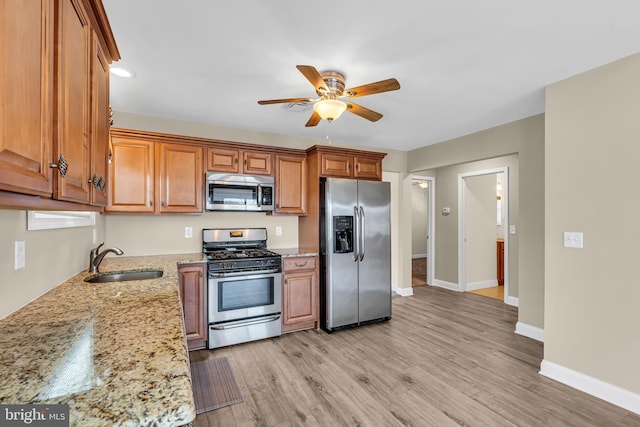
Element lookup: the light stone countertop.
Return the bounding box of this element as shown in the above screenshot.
[271,248,319,258]
[0,253,206,427]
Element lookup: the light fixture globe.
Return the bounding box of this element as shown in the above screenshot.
[313,99,347,122]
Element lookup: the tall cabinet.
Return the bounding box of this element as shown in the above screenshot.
[0,0,119,209]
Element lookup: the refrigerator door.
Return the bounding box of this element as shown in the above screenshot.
[357,180,392,323]
[324,178,359,329]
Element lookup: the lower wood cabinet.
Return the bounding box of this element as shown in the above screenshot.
[282,256,318,333]
[177,263,207,351]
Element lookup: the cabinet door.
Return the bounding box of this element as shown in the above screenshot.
[320,152,353,178]
[89,33,109,206]
[275,154,306,215]
[354,156,382,181]
[54,0,91,203]
[178,263,207,350]
[106,138,154,213]
[243,151,272,175]
[157,143,203,213]
[0,0,54,196]
[207,147,239,173]
[283,270,317,325]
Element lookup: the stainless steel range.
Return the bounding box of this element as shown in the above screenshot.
[203,228,282,349]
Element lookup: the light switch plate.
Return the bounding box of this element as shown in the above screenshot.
[563,232,583,248]
[275,226,283,236]
[509,225,516,235]
[185,227,193,238]
[15,241,25,270]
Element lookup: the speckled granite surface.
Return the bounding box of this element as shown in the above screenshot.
[271,248,319,257]
[0,253,205,427]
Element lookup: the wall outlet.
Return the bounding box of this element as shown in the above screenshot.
[509,225,516,235]
[185,227,193,238]
[92,228,97,244]
[275,226,283,236]
[15,241,25,270]
[563,232,583,248]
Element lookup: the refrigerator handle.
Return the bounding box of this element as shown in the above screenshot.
[353,206,359,262]
[359,206,365,261]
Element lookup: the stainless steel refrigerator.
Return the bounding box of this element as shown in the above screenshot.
[320,178,391,332]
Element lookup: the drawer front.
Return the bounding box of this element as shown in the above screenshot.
[283,256,317,272]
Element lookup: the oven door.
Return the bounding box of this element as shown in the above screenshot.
[208,271,282,323]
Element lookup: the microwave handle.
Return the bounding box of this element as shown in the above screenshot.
[257,184,262,207]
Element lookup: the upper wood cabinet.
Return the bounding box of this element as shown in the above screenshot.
[157,143,203,213]
[0,0,119,208]
[313,147,385,181]
[207,147,272,176]
[274,154,307,215]
[107,130,203,214]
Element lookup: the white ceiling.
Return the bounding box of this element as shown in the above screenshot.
[103,1,640,152]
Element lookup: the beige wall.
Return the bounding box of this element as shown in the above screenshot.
[0,210,107,319]
[545,52,640,393]
[465,174,498,285]
[411,184,429,256]
[407,115,544,328]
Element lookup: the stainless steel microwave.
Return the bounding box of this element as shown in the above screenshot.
[205,173,274,212]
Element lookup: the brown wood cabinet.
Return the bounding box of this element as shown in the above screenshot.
[274,154,307,215]
[282,256,318,333]
[317,149,384,181]
[89,32,110,206]
[0,0,119,209]
[107,131,203,214]
[178,263,207,351]
[207,147,272,176]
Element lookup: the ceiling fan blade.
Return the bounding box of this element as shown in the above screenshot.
[258,97,314,105]
[344,78,400,98]
[305,111,321,127]
[346,102,383,122]
[297,65,329,94]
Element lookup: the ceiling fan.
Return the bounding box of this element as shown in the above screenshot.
[258,65,400,127]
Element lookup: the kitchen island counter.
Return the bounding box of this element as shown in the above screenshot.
[0,253,205,426]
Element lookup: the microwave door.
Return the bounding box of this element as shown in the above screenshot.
[208,184,258,210]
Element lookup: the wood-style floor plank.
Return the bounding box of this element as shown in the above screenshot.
[190,286,640,426]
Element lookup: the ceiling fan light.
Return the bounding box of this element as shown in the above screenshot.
[313,99,347,121]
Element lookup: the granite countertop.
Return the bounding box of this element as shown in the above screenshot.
[0,253,205,426]
[271,248,319,257]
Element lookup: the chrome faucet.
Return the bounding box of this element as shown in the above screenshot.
[89,242,124,273]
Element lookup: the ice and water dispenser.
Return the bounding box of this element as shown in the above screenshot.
[333,216,353,253]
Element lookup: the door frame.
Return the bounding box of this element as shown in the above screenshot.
[457,167,511,304]
[412,175,435,286]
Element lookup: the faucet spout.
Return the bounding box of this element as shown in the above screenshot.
[90,243,124,273]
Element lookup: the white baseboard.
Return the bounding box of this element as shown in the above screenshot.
[505,296,519,307]
[412,253,427,259]
[515,321,543,342]
[393,286,414,297]
[466,279,498,291]
[431,279,459,292]
[540,360,640,415]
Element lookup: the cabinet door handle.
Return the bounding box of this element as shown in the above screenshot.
[295,261,308,268]
[235,158,238,164]
[284,279,288,285]
[356,163,360,172]
[149,201,153,207]
[49,154,68,177]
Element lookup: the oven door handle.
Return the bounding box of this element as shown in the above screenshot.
[209,268,280,278]
[210,315,281,330]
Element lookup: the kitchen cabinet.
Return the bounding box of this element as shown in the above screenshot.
[207,147,272,176]
[0,0,119,208]
[274,154,307,215]
[282,256,318,333]
[318,150,383,181]
[178,263,207,351]
[107,131,203,214]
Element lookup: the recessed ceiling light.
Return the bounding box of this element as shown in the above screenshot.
[110,66,136,78]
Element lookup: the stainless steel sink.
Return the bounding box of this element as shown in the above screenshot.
[84,269,163,283]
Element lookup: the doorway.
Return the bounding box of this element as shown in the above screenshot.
[458,168,508,302]
[411,175,435,287]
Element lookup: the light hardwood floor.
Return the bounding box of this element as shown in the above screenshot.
[190,286,640,426]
